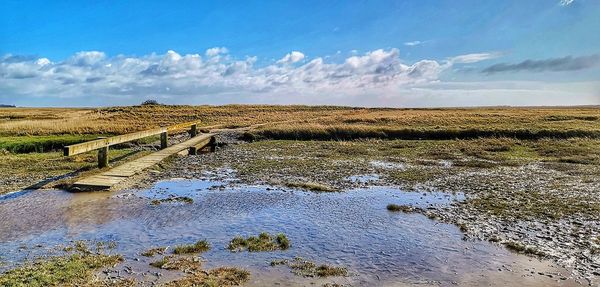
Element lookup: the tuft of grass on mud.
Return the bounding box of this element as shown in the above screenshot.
[149,256,202,271]
[173,240,211,254]
[0,242,122,287]
[285,181,336,192]
[228,232,290,252]
[271,257,348,278]
[386,204,416,213]
[162,266,250,287]
[141,247,168,257]
[150,196,194,205]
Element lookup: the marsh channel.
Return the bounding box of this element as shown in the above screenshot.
[0,177,581,286]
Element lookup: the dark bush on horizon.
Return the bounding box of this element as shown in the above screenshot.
[140,100,162,106]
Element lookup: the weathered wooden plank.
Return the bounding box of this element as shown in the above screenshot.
[64,127,166,156]
[73,133,215,189]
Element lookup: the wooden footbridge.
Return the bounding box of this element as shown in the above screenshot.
[64,122,216,190]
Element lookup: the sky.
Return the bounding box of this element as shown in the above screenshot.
[1,0,599,107]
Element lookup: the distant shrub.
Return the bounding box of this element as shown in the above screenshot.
[141,100,162,106]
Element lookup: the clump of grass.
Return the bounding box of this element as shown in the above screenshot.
[163,266,250,287]
[386,204,415,213]
[173,240,210,254]
[285,181,336,192]
[149,256,202,271]
[0,242,122,287]
[503,241,546,257]
[228,232,290,252]
[272,257,348,278]
[141,246,168,257]
[315,265,348,277]
[150,196,194,205]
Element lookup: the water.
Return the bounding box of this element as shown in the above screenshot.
[0,180,579,286]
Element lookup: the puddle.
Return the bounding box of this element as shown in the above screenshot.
[0,180,580,286]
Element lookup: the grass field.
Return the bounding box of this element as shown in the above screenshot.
[0,105,599,194]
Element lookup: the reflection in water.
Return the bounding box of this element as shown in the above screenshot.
[0,180,579,286]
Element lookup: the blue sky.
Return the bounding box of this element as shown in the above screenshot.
[1,0,599,107]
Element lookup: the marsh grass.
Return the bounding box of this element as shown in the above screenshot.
[271,257,348,277]
[386,204,415,213]
[228,232,290,252]
[284,181,336,192]
[149,256,202,271]
[173,240,211,254]
[0,134,105,153]
[0,242,122,287]
[162,266,250,287]
[141,247,168,257]
[150,196,194,205]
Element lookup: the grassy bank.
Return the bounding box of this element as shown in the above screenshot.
[248,125,600,141]
[0,135,105,153]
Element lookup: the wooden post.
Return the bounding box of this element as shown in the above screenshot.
[98,146,109,168]
[188,146,198,155]
[190,124,197,137]
[160,131,168,149]
[209,136,216,152]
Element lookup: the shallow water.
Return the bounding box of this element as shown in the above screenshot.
[0,179,580,286]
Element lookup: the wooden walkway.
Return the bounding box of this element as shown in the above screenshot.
[73,133,214,190]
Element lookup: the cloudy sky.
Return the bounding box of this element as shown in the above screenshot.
[1,0,599,107]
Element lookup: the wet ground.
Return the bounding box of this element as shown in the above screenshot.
[0,178,583,286]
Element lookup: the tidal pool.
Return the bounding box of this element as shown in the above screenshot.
[0,179,580,286]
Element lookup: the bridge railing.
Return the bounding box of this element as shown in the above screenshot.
[63,121,202,168]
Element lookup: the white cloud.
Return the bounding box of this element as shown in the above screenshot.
[404,41,421,46]
[449,52,501,64]
[560,0,574,6]
[68,51,106,66]
[277,51,305,64]
[1,48,596,107]
[205,47,228,57]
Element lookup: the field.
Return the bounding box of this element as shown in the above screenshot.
[1,105,599,285]
[1,105,599,194]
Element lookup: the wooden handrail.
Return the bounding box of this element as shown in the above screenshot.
[63,121,202,157]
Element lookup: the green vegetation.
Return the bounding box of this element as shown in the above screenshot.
[271,257,348,277]
[284,181,336,192]
[141,247,168,257]
[386,204,415,213]
[228,232,290,252]
[0,134,104,153]
[149,256,202,271]
[150,196,194,205]
[0,242,122,287]
[162,266,250,287]
[173,240,211,254]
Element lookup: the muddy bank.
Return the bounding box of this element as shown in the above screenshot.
[128,131,599,285]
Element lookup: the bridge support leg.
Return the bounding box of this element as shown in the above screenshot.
[98,146,109,168]
[160,131,168,149]
[209,136,217,152]
[190,124,197,137]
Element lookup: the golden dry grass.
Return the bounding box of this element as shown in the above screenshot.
[2,105,599,137]
[0,105,360,136]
